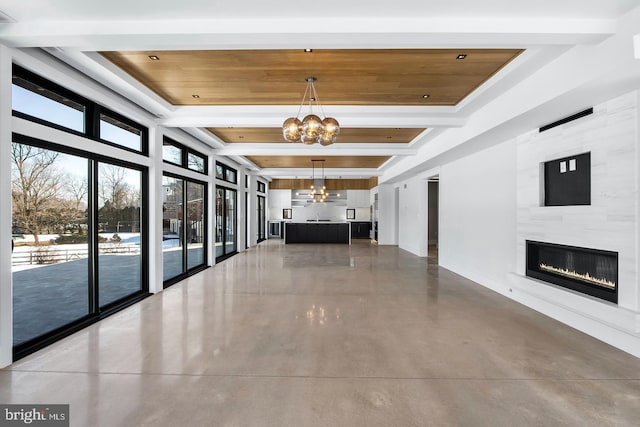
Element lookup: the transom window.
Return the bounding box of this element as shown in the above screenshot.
[163,137,208,174]
[12,65,148,155]
[216,162,237,184]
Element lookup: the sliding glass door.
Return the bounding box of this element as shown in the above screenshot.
[98,164,143,308]
[245,192,249,249]
[187,181,205,269]
[257,195,266,242]
[162,175,207,285]
[162,176,183,281]
[11,146,90,347]
[216,186,237,260]
[11,139,147,354]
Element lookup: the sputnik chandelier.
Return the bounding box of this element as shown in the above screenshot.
[282,77,340,146]
[309,159,327,202]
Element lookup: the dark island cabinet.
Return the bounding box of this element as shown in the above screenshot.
[350,222,371,239]
[285,223,350,244]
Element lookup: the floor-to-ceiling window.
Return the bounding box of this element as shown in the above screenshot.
[257,180,266,242]
[11,145,91,348]
[215,162,238,261]
[97,163,144,308]
[162,137,208,286]
[162,175,184,281]
[216,187,237,259]
[11,65,149,358]
[245,179,249,250]
[186,181,205,269]
[257,195,266,243]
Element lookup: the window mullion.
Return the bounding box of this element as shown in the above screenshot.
[88,159,99,314]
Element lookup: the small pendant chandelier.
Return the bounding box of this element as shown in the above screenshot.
[309,160,327,203]
[282,77,340,146]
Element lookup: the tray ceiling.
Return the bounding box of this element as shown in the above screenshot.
[207,127,425,144]
[101,49,522,106]
[100,48,522,175]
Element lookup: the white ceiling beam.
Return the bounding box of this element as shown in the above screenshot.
[215,144,417,157]
[0,17,615,50]
[44,49,174,118]
[161,106,466,128]
[180,127,226,150]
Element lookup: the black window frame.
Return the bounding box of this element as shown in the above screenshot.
[162,136,208,175]
[97,107,148,154]
[12,65,149,156]
[215,185,238,261]
[257,181,266,193]
[162,172,209,288]
[216,161,238,185]
[11,132,150,361]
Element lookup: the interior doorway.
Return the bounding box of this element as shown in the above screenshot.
[428,177,439,260]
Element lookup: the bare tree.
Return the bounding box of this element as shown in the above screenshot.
[65,175,88,211]
[99,164,130,209]
[11,144,62,243]
[98,165,141,232]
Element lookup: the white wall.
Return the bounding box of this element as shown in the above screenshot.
[268,189,291,220]
[431,91,640,357]
[439,139,518,293]
[398,179,429,257]
[346,190,369,208]
[347,190,371,221]
[377,184,397,245]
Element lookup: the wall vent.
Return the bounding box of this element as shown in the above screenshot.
[539,108,593,133]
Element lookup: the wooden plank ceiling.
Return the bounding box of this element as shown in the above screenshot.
[207,127,425,143]
[270,178,378,190]
[101,48,522,176]
[101,49,522,106]
[245,156,389,169]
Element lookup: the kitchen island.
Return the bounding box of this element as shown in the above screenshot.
[284,221,350,244]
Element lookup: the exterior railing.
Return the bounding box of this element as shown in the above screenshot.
[11,245,141,266]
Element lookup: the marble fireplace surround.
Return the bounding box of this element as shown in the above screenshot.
[512,91,640,357]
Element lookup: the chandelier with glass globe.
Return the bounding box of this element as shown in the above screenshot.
[282,77,340,146]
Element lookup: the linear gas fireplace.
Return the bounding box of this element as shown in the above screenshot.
[526,240,618,303]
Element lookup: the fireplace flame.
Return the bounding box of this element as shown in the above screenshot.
[539,263,616,290]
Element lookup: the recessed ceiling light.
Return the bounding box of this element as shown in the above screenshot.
[422,94,430,99]
[148,55,160,60]
[304,48,313,53]
[192,94,200,98]
[456,54,467,60]
[310,97,316,102]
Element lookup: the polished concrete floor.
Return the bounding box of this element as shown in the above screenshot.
[2,240,640,426]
